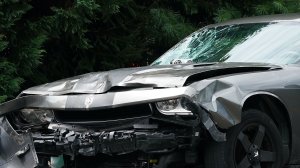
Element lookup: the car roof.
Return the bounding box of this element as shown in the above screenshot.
[208,13,300,28]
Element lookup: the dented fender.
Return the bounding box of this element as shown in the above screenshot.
[188,79,243,129]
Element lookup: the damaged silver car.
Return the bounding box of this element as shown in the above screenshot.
[2,14,300,168]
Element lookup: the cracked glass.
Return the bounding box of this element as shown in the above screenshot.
[152,22,300,65]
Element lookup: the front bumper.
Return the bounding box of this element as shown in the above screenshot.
[0,87,192,115]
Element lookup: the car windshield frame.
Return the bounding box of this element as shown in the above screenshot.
[151,21,300,66]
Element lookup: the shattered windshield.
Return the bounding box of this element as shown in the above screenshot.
[152,22,300,65]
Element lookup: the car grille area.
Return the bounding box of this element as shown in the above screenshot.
[54,104,152,123]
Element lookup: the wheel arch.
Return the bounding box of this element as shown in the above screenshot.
[241,92,292,163]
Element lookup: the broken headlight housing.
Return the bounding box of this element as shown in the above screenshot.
[156,98,193,115]
[20,109,54,124]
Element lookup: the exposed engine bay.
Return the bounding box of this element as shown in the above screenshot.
[5,102,208,168]
[31,120,202,167]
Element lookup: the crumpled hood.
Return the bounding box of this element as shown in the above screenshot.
[22,62,281,95]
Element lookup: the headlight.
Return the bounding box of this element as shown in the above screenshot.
[20,109,54,124]
[156,98,193,115]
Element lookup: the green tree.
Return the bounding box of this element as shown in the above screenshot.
[214,0,300,22]
[0,0,46,102]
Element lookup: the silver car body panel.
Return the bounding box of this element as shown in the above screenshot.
[0,117,38,168]
[20,62,278,95]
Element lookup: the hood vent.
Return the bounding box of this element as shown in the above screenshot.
[184,66,277,86]
[193,62,217,67]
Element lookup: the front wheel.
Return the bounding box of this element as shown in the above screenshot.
[204,109,283,168]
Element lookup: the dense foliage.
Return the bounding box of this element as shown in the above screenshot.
[0,0,300,102]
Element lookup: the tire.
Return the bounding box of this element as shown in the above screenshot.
[204,109,284,168]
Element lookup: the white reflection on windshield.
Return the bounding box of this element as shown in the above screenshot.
[226,23,300,64]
